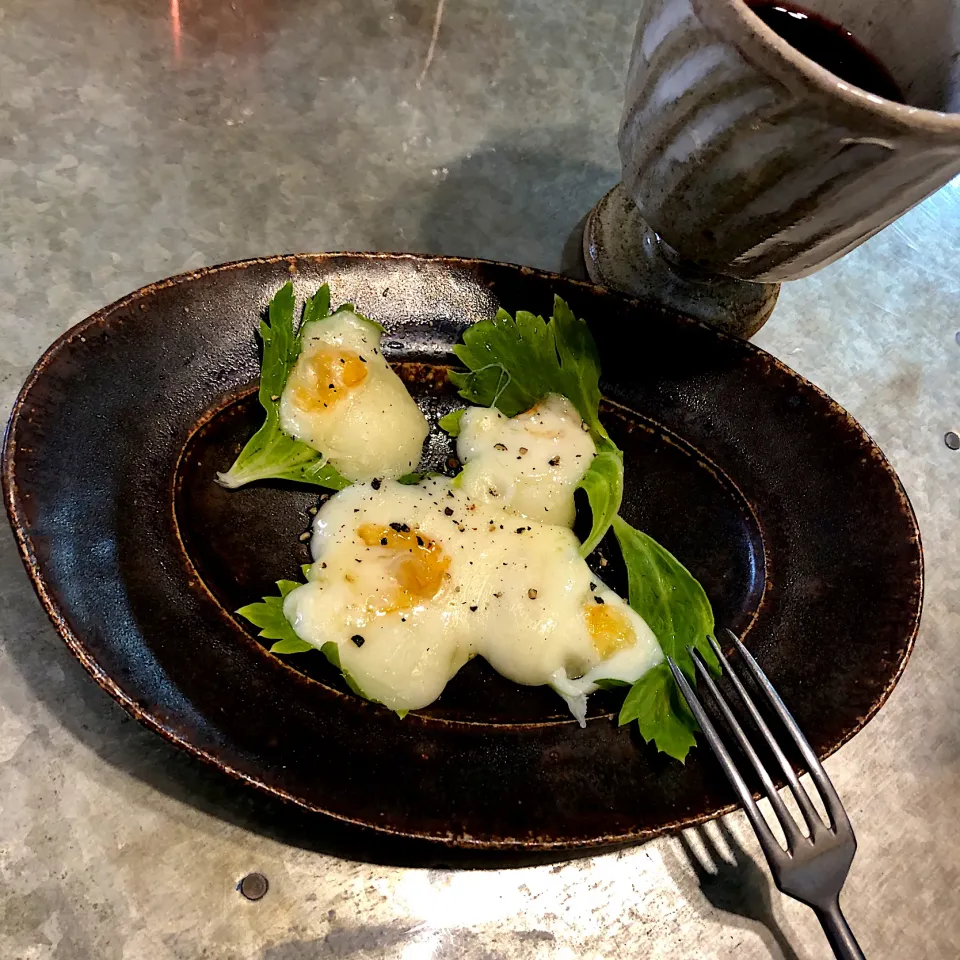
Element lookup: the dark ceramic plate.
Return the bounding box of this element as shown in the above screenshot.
[3,254,922,851]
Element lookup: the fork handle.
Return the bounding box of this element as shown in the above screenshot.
[815,897,866,960]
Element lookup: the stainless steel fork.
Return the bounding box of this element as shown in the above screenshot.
[668,629,866,960]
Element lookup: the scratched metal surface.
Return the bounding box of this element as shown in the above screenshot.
[0,0,958,957]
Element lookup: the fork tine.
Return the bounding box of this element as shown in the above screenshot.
[708,634,825,838]
[723,630,852,834]
[666,658,785,867]
[687,647,804,853]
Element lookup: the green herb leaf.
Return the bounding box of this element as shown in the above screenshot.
[610,515,720,761]
[576,438,624,557]
[320,641,370,699]
[236,583,314,653]
[447,297,621,552]
[216,283,353,491]
[449,297,607,439]
[269,636,317,655]
[618,663,699,761]
[438,408,466,437]
[303,283,331,325]
[257,281,301,404]
[612,516,719,679]
[236,578,374,699]
[396,471,441,485]
[593,677,631,690]
[549,296,608,442]
[397,471,442,485]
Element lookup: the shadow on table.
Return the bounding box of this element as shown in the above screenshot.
[367,124,614,279]
[663,820,803,960]
[0,529,603,870]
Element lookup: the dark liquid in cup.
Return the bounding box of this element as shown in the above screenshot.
[747,0,905,103]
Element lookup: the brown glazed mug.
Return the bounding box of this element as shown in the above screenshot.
[584,0,960,335]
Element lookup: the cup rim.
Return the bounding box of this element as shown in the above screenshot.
[703,0,960,137]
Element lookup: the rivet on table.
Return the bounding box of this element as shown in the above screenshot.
[944,432,960,450]
[238,873,269,901]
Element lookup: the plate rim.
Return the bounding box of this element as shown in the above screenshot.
[2,252,924,850]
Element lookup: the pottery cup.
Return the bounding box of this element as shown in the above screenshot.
[586,0,960,333]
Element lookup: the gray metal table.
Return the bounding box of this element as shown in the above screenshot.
[1,1,957,957]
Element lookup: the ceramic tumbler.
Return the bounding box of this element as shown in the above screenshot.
[585,0,960,335]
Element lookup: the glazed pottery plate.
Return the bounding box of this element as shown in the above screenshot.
[2,254,922,850]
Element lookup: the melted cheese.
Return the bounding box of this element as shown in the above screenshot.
[456,394,596,527]
[283,478,662,717]
[279,311,428,481]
